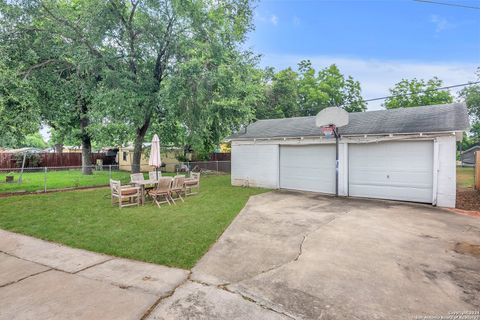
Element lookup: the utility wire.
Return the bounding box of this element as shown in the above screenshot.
[413,0,480,10]
[364,81,480,103]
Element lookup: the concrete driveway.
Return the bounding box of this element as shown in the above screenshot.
[1,191,479,319]
[155,191,480,320]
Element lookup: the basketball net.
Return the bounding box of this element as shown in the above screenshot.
[321,125,336,139]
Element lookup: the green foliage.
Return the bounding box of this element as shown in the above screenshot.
[383,77,453,109]
[298,62,366,115]
[459,68,480,122]
[0,53,40,147]
[458,68,480,150]
[255,60,366,120]
[265,67,300,118]
[23,133,47,149]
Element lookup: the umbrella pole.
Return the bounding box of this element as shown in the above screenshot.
[156,167,158,180]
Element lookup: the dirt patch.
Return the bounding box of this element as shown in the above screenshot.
[454,242,480,257]
[456,189,480,211]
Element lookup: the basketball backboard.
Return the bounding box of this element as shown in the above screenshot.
[315,107,349,128]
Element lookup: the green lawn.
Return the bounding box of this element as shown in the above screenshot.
[0,169,132,193]
[0,175,268,269]
[457,166,475,189]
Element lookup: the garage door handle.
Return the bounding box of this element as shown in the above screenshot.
[387,174,390,179]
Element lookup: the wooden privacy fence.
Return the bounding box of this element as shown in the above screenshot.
[476,151,480,190]
[0,152,116,169]
[209,153,231,161]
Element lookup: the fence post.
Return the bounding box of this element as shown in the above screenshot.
[216,161,219,172]
[43,167,47,193]
[109,165,112,180]
[475,151,479,190]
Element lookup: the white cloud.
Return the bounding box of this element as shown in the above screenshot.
[293,16,300,26]
[430,15,454,33]
[270,15,279,26]
[255,11,279,26]
[258,54,478,110]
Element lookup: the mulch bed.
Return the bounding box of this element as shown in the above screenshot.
[456,188,480,212]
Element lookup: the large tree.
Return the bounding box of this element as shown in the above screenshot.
[298,61,365,115]
[0,53,40,147]
[459,68,480,149]
[0,0,111,174]
[87,0,255,172]
[383,77,453,109]
[255,61,366,119]
[1,0,255,172]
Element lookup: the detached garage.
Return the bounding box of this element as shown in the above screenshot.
[229,103,469,208]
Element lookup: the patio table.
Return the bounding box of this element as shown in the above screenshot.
[131,179,157,205]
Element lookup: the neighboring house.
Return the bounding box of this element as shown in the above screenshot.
[460,145,479,167]
[227,103,469,208]
[118,144,187,172]
[62,146,82,153]
[1,147,44,154]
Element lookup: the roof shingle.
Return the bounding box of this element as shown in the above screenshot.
[229,103,469,140]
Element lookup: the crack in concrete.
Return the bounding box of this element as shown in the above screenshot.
[0,249,58,271]
[73,258,115,274]
[0,248,112,275]
[233,211,351,285]
[139,271,193,320]
[188,278,297,320]
[0,268,53,288]
[194,210,352,320]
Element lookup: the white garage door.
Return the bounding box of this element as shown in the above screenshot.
[280,145,336,194]
[349,141,433,203]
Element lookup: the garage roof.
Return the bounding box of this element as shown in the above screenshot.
[229,103,469,140]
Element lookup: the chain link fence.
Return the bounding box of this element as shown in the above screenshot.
[0,161,231,195]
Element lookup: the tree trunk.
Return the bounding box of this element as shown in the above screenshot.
[54,143,63,154]
[81,134,92,175]
[79,98,93,175]
[131,118,150,173]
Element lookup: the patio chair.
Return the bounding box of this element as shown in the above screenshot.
[148,171,162,181]
[185,172,200,196]
[109,179,141,208]
[149,177,173,208]
[170,175,186,203]
[130,173,145,183]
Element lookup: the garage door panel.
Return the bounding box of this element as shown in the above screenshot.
[349,185,433,203]
[349,141,433,203]
[280,145,335,194]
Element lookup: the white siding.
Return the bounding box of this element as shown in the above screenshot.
[436,136,457,208]
[230,134,458,208]
[231,144,279,188]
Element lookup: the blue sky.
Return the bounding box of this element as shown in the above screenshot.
[245,0,480,109]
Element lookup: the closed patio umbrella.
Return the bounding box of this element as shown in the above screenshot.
[149,134,161,179]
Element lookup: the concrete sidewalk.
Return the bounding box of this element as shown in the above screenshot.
[0,229,287,320]
[0,229,189,320]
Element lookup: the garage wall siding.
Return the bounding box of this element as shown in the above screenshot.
[230,135,457,208]
[436,136,457,208]
[231,144,279,188]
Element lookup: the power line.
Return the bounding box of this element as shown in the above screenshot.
[364,81,480,103]
[413,0,480,10]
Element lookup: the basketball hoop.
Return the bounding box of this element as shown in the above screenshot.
[315,107,349,198]
[321,125,336,139]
